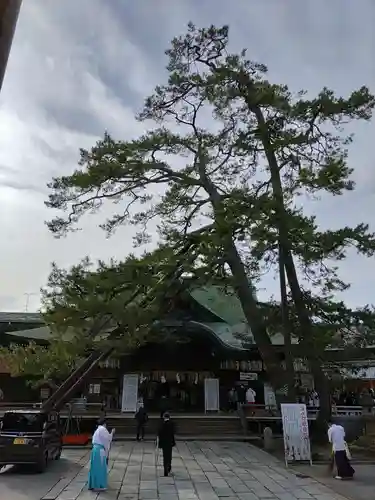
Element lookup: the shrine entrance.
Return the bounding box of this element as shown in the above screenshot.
[137,370,213,413]
[120,335,220,413]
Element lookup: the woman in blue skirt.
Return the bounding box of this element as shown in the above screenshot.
[88,418,115,491]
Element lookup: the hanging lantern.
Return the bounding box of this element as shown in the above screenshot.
[176,373,181,384]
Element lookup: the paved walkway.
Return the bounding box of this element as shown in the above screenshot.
[1,442,351,500]
[295,462,374,500]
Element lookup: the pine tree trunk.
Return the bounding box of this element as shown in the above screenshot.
[278,243,296,402]
[243,95,331,419]
[223,235,288,390]
[312,365,331,440]
[197,160,288,393]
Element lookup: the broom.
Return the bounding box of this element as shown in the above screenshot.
[327,447,335,476]
[107,427,115,466]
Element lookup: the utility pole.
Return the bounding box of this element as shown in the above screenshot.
[0,0,22,92]
[24,292,38,312]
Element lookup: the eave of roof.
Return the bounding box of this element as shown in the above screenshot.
[0,312,44,324]
[3,326,51,341]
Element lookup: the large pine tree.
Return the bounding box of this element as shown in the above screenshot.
[45,24,375,412]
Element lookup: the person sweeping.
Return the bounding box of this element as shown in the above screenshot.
[327,420,354,480]
[88,418,115,491]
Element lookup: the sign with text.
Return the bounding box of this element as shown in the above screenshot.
[240,372,258,381]
[220,360,264,372]
[204,378,220,412]
[263,384,277,409]
[280,404,312,465]
[121,374,139,413]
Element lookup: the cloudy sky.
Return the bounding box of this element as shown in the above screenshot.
[0,0,374,312]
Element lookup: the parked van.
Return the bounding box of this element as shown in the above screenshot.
[0,409,63,472]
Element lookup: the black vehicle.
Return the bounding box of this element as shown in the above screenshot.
[0,409,63,472]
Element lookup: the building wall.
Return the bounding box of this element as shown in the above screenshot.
[0,0,22,90]
[0,373,38,402]
[0,337,284,407]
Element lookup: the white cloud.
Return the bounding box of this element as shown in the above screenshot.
[0,0,374,312]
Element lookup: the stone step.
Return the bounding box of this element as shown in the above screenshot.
[114,433,254,441]
[105,416,243,437]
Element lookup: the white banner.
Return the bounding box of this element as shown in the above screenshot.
[281,404,312,465]
[264,384,277,409]
[204,378,220,412]
[121,374,139,412]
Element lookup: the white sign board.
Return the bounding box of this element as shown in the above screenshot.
[281,404,312,465]
[121,374,139,412]
[204,378,220,412]
[40,388,50,400]
[240,372,258,381]
[264,384,277,409]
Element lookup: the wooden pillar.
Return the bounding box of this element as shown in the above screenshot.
[0,0,22,91]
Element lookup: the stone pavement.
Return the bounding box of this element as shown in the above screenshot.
[295,462,375,500]
[0,442,350,500]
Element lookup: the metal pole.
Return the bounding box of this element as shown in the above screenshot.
[24,292,38,312]
[24,293,30,312]
[0,0,22,92]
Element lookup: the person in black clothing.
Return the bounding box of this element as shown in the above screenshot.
[135,403,148,441]
[236,385,246,406]
[157,412,176,477]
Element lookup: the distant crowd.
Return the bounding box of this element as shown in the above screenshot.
[297,387,375,411]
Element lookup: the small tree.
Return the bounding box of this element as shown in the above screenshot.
[45,24,375,408]
[0,240,222,386]
[0,338,88,388]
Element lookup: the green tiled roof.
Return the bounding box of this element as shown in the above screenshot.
[4,326,51,341]
[190,321,248,350]
[188,285,253,348]
[0,286,293,349]
[0,312,44,324]
[189,285,249,325]
[188,285,297,347]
